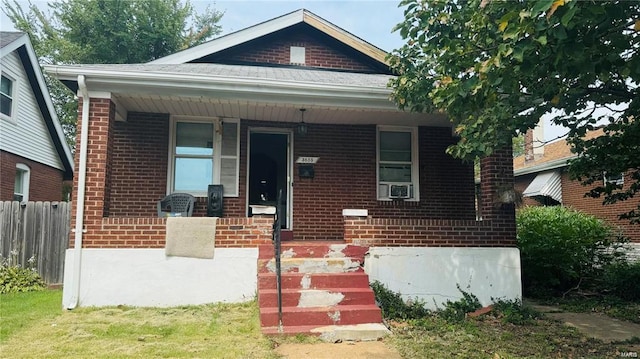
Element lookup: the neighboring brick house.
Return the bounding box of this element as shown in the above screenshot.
[0,32,73,202]
[514,128,639,245]
[46,10,521,317]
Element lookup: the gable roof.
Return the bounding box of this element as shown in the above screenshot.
[149,9,389,67]
[0,32,74,179]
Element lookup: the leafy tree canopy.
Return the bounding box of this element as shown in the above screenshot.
[389,0,639,222]
[2,0,223,147]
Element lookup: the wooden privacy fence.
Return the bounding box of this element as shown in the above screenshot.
[0,201,70,284]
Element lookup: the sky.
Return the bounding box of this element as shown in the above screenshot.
[0,0,567,142]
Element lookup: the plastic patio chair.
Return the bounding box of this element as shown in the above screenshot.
[157,193,195,217]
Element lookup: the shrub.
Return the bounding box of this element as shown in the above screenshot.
[602,261,640,301]
[491,298,541,325]
[516,206,626,297]
[370,281,429,320]
[0,255,46,294]
[436,285,482,322]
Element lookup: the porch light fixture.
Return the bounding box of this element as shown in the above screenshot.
[297,108,308,136]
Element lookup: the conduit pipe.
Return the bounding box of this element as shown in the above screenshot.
[67,75,90,309]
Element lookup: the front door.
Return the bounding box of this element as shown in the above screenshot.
[248,130,292,229]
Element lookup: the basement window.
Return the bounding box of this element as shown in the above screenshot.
[14,163,30,202]
[290,46,305,65]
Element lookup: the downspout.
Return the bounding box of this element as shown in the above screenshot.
[67,75,90,309]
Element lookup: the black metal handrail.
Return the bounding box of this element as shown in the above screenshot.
[272,189,283,332]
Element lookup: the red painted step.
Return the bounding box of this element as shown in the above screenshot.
[260,304,382,327]
[258,243,368,260]
[258,272,371,290]
[258,287,375,308]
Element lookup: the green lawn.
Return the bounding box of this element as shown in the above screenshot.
[0,289,62,342]
[0,290,278,359]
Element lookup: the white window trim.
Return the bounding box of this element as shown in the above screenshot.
[14,163,30,202]
[603,171,624,186]
[1,72,19,122]
[167,116,240,197]
[376,125,420,201]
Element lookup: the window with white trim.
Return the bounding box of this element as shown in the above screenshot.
[14,163,30,202]
[604,171,624,186]
[169,118,239,197]
[377,126,419,201]
[1,74,16,119]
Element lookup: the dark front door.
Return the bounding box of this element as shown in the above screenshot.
[248,132,290,229]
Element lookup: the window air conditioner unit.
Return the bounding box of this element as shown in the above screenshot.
[389,184,411,199]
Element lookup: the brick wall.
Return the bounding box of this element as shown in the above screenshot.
[240,121,476,241]
[73,102,513,247]
[346,148,517,247]
[0,150,65,201]
[515,171,639,242]
[90,216,273,248]
[200,26,382,73]
[562,172,638,242]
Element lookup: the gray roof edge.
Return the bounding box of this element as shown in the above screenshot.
[514,157,574,176]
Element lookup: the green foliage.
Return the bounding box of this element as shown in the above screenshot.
[370,281,429,320]
[491,298,541,325]
[390,0,640,222]
[0,257,46,294]
[602,261,640,301]
[1,0,224,150]
[436,285,482,323]
[516,206,626,296]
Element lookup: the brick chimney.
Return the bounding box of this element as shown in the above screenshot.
[524,120,545,163]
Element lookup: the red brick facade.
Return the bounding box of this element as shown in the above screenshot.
[70,97,517,248]
[196,25,387,73]
[0,150,65,201]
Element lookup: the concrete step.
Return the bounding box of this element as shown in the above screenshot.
[258,287,376,308]
[258,272,371,290]
[260,304,383,327]
[262,323,391,341]
[258,257,364,274]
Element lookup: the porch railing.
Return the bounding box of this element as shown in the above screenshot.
[272,189,283,332]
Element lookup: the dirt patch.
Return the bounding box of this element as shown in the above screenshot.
[274,341,402,359]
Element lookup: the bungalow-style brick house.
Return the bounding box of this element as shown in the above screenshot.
[46,10,520,333]
[514,128,639,249]
[0,32,73,202]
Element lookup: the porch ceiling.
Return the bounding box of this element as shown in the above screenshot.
[44,62,451,127]
[114,93,450,127]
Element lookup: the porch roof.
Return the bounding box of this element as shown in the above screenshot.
[45,63,450,126]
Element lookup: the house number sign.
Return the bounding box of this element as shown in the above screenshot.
[296,157,319,164]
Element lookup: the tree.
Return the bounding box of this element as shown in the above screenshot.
[2,0,223,148]
[389,0,640,222]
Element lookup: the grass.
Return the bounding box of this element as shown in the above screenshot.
[387,313,639,358]
[0,289,62,342]
[540,295,640,324]
[1,291,278,359]
[3,290,639,358]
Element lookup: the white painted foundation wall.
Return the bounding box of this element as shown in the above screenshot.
[364,247,522,309]
[62,248,258,308]
[62,246,521,309]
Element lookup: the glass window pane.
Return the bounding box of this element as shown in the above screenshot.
[379,164,412,182]
[174,157,212,192]
[221,122,238,156]
[176,122,213,155]
[14,170,23,193]
[380,131,411,161]
[0,75,12,95]
[1,94,12,116]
